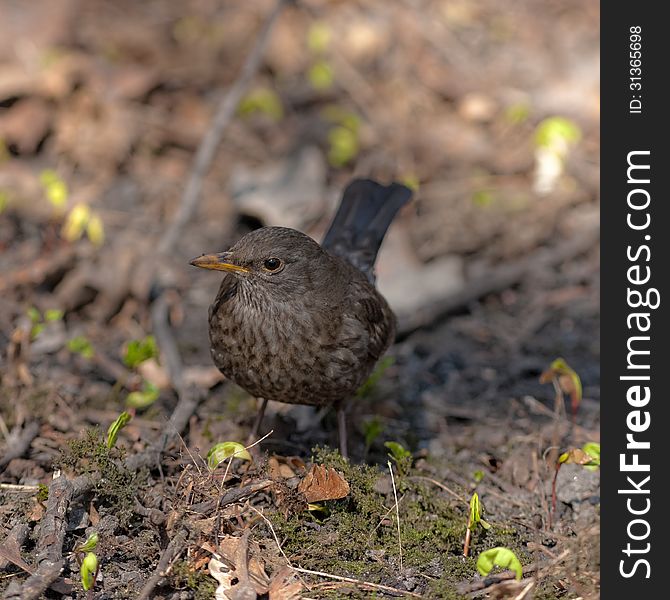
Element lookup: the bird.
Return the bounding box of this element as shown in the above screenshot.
[190,179,412,457]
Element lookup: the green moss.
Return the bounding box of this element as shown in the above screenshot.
[171,560,217,600]
[59,428,139,526]
[268,448,490,597]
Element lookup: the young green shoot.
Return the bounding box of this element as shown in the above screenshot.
[476,547,522,580]
[540,357,582,424]
[80,551,99,592]
[463,491,490,557]
[123,335,159,368]
[550,441,601,524]
[106,411,132,449]
[207,441,252,470]
[125,381,160,409]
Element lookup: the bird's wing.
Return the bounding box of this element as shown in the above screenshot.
[347,276,396,362]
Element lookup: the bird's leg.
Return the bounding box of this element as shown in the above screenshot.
[336,401,349,459]
[247,397,268,445]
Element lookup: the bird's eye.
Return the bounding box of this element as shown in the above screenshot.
[263,257,283,272]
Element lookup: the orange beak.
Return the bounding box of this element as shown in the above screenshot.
[189,252,250,274]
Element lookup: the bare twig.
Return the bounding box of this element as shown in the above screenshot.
[158,0,290,255]
[0,421,40,468]
[4,471,75,599]
[388,461,403,570]
[188,479,274,514]
[136,528,189,600]
[294,567,424,598]
[409,475,468,504]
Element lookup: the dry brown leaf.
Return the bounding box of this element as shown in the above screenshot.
[216,533,270,597]
[297,464,350,503]
[268,567,303,600]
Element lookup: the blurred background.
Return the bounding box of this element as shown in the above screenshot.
[1,0,600,596]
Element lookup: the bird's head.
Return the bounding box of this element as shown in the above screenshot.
[190,226,337,301]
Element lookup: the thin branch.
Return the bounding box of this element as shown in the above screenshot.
[136,528,189,600]
[388,461,403,571]
[158,0,290,255]
[294,567,424,598]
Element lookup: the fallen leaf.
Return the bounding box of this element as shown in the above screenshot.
[268,567,303,600]
[297,464,350,503]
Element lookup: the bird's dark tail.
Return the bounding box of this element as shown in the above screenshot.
[322,179,412,282]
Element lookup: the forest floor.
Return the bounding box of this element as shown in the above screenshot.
[1,1,599,598]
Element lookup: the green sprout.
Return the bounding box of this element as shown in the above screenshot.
[125,381,160,409]
[44,309,64,322]
[307,22,331,53]
[39,169,68,210]
[238,88,283,121]
[27,307,64,339]
[80,551,99,591]
[67,336,95,359]
[476,547,522,580]
[463,492,490,556]
[362,417,384,452]
[308,60,334,90]
[123,335,159,368]
[60,202,105,246]
[321,105,361,167]
[534,116,581,150]
[540,357,583,422]
[106,411,132,449]
[207,441,252,470]
[384,441,412,476]
[75,532,99,554]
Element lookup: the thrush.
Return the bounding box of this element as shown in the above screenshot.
[190,179,412,456]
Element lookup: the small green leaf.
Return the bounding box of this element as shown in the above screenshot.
[363,418,384,450]
[75,532,99,553]
[207,441,252,469]
[106,411,132,449]
[123,336,159,368]
[476,547,523,580]
[472,189,494,207]
[238,88,283,121]
[125,381,160,409]
[540,357,583,419]
[40,169,68,209]
[67,336,95,359]
[44,309,64,322]
[384,441,411,462]
[308,60,334,90]
[27,307,42,324]
[327,126,359,167]
[80,552,98,591]
[534,116,581,151]
[307,22,331,53]
[30,323,45,340]
[86,214,105,246]
[473,470,485,483]
[469,492,482,525]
